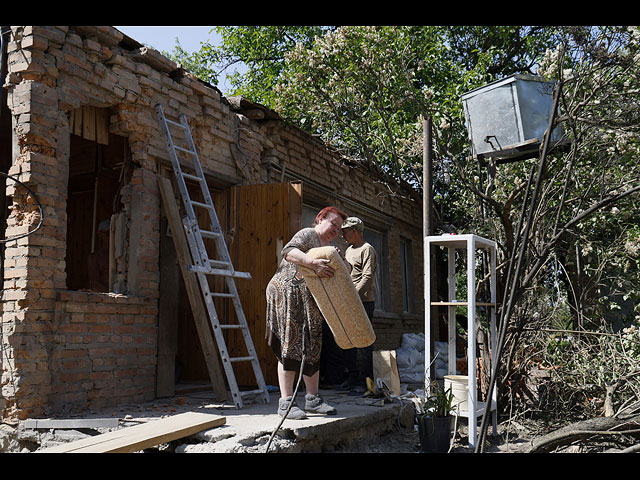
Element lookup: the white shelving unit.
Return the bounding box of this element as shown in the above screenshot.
[424,234,498,448]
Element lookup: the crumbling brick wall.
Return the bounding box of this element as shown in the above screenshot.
[1,26,424,421]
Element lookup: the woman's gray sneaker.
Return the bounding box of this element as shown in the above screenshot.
[304,394,337,415]
[278,396,307,420]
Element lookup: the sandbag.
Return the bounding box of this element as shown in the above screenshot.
[401,332,425,352]
[300,246,376,349]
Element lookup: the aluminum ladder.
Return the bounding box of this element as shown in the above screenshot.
[155,103,270,409]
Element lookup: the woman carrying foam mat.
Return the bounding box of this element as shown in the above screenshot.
[265,206,347,419]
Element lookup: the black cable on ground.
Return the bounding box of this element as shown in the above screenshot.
[265,314,311,453]
[265,353,306,453]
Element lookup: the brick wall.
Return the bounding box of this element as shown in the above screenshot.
[1,26,425,420]
[50,291,157,412]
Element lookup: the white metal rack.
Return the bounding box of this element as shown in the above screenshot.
[424,234,498,448]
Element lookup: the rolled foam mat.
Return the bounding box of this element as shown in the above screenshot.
[301,246,376,349]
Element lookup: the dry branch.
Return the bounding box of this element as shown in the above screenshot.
[525,414,640,453]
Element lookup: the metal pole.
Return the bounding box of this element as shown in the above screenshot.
[423,117,433,237]
[423,117,436,386]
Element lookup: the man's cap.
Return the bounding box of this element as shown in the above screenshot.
[342,217,364,231]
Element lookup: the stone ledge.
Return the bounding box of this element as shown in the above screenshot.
[55,290,156,306]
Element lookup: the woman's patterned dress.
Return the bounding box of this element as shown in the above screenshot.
[265,227,329,376]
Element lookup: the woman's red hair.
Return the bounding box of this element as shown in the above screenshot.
[314,206,347,225]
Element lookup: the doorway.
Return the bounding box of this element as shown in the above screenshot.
[158,181,302,394]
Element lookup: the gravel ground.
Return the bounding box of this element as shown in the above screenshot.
[341,420,531,453]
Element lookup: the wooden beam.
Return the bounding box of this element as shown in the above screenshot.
[96,107,109,145]
[83,105,96,141]
[36,412,225,453]
[24,418,119,429]
[157,175,228,401]
[73,106,83,137]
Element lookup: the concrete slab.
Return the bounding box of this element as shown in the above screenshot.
[28,388,413,453]
[173,389,407,453]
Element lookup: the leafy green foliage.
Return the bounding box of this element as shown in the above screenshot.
[418,382,457,418]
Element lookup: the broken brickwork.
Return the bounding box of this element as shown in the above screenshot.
[0,26,424,421]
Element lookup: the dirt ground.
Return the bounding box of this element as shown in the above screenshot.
[338,419,531,454]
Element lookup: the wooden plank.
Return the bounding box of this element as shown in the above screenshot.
[24,418,119,429]
[158,175,228,401]
[69,108,76,135]
[83,106,96,141]
[73,106,83,137]
[37,412,225,453]
[157,215,180,397]
[96,107,109,145]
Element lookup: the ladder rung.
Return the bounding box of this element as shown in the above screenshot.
[240,389,265,396]
[214,270,251,279]
[211,292,236,298]
[219,324,244,329]
[174,145,197,155]
[181,172,204,182]
[201,230,221,239]
[186,265,252,279]
[209,259,230,267]
[165,118,186,129]
[229,356,255,363]
[191,200,213,210]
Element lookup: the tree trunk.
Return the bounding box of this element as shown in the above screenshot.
[526,414,640,453]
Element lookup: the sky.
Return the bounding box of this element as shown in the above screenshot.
[114,26,239,93]
[114,26,217,55]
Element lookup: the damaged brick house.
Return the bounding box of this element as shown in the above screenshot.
[0,26,424,421]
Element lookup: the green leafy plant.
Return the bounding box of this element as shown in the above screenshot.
[418,382,457,418]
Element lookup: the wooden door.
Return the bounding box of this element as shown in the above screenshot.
[226,182,302,387]
[167,181,302,389]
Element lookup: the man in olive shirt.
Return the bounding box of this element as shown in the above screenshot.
[338,217,377,393]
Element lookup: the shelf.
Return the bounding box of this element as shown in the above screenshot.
[431,302,495,307]
[456,400,498,419]
[424,234,499,449]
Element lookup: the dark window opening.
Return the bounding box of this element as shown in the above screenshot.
[66,108,128,292]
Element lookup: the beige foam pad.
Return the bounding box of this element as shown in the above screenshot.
[301,246,376,349]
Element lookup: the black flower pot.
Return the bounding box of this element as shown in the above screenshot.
[418,415,453,453]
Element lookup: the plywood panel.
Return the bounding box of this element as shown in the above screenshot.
[228,182,302,387]
[82,105,96,141]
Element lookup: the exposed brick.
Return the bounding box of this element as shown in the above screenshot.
[2,24,424,421]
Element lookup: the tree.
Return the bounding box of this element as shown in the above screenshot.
[480,27,640,440]
[187,26,332,101]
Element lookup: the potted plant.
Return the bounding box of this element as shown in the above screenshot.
[416,382,457,453]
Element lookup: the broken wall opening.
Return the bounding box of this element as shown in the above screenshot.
[65,107,130,292]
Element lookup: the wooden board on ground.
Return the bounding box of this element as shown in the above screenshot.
[24,418,119,430]
[37,412,226,453]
